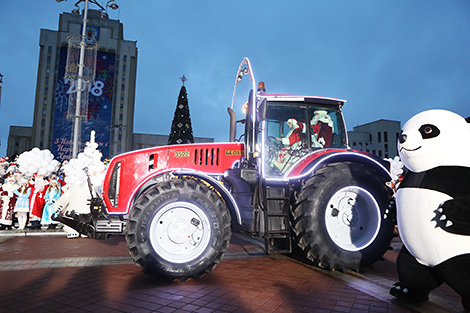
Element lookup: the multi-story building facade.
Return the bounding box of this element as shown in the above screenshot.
[29,9,137,161]
[348,119,401,159]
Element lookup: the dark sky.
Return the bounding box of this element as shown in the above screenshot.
[1,0,469,157]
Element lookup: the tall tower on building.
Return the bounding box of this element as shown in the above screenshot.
[31,9,137,161]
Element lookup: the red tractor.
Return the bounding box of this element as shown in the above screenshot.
[55,58,395,281]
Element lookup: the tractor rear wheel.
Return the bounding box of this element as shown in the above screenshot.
[126,178,231,281]
[291,162,394,271]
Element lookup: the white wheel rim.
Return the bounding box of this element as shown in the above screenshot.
[325,186,381,251]
[149,201,211,263]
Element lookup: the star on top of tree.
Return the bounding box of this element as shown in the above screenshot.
[180,75,188,86]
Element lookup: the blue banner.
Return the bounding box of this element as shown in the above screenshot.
[52,45,114,161]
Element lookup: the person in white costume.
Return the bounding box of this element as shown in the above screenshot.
[13,179,31,230]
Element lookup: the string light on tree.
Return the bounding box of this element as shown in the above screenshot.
[168,75,194,145]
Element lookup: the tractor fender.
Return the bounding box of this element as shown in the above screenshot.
[124,169,242,226]
[173,169,242,225]
[287,150,392,182]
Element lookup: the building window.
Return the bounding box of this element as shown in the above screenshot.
[384,131,388,142]
[385,144,388,152]
[377,132,381,143]
[353,141,357,146]
[369,134,372,142]
[378,150,382,157]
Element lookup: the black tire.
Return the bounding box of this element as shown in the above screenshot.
[126,178,231,281]
[291,162,394,272]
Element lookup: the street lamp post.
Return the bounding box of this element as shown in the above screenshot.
[57,0,119,158]
[71,0,90,158]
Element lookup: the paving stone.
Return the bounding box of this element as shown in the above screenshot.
[0,233,464,312]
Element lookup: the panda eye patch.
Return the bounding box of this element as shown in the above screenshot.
[419,124,440,139]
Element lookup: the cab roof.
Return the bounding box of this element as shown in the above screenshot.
[258,94,346,107]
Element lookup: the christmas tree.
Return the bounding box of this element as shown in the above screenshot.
[168,76,194,144]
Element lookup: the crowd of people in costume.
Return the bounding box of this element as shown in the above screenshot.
[0,157,67,231]
[0,133,108,235]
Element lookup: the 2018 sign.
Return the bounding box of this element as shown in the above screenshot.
[65,79,105,97]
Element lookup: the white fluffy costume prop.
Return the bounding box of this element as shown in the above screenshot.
[388,109,470,311]
[53,131,106,238]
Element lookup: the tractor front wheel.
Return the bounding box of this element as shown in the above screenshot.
[126,178,231,281]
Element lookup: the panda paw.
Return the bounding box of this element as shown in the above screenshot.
[390,282,429,303]
[434,201,470,235]
[383,198,397,224]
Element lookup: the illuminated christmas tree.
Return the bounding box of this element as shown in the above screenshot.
[168,75,194,144]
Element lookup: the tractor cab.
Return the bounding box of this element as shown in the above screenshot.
[258,96,348,177]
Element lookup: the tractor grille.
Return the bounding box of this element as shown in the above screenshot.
[194,148,219,166]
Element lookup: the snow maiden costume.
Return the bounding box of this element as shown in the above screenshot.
[388,109,470,311]
[41,179,61,227]
[13,179,31,230]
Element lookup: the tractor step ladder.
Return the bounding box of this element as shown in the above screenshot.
[263,181,292,254]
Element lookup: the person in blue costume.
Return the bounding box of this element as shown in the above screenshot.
[41,179,62,229]
[13,179,31,230]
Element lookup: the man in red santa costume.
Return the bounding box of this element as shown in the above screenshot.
[272,118,303,172]
[29,173,48,229]
[0,177,19,230]
[310,110,334,148]
[276,118,303,146]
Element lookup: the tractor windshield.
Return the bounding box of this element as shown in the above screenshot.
[262,101,347,177]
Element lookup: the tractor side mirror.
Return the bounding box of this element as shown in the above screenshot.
[257,99,267,122]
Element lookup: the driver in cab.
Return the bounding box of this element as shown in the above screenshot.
[276,118,302,147]
[271,118,303,173]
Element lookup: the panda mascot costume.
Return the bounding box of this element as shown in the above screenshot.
[387,109,470,311]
